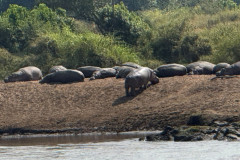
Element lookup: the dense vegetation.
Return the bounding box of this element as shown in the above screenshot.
[1,0,240,79]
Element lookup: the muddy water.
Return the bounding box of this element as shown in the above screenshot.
[1,132,240,160]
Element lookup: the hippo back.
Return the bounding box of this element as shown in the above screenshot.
[213,63,230,73]
[125,67,158,88]
[219,61,240,76]
[77,66,101,78]
[40,69,84,84]
[121,62,141,69]
[49,65,67,73]
[186,61,215,75]
[154,63,187,77]
[4,66,42,83]
[90,68,116,80]
[115,66,136,78]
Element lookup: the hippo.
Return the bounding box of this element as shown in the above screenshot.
[186,61,216,75]
[49,65,67,73]
[77,66,101,78]
[115,66,137,79]
[4,66,42,83]
[121,62,141,69]
[217,61,240,76]
[213,63,231,74]
[125,67,159,96]
[90,68,117,80]
[154,63,187,77]
[39,69,84,84]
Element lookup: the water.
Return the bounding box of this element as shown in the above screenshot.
[1,132,240,160]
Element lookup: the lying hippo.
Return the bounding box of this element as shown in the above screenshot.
[77,66,101,78]
[154,63,187,77]
[4,66,42,83]
[218,61,240,76]
[90,68,116,80]
[115,66,136,79]
[213,63,230,74]
[39,69,84,84]
[49,65,67,73]
[186,61,216,75]
[121,62,141,69]
[125,67,159,96]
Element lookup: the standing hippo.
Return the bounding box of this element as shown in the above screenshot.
[121,62,141,69]
[154,63,187,77]
[4,66,42,83]
[49,65,67,73]
[39,69,84,84]
[186,61,216,75]
[90,68,117,80]
[218,61,240,76]
[125,67,159,96]
[115,66,136,79]
[77,66,101,78]
[213,63,231,74]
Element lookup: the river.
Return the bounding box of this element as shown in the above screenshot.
[1,132,240,160]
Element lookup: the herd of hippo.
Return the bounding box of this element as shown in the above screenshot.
[3,61,240,96]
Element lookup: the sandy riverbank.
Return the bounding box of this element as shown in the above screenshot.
[0,75,240,135]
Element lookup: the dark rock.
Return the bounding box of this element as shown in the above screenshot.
[174,135,194,142]
[187,115,204,125]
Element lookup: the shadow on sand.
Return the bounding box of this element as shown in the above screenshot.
[112,90,143,106]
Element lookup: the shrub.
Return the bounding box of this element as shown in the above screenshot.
[94,2,151,45]
[45,30,141,69]
[0,4,74,53]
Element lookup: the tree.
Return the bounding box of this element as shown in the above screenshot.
[94,2,150,45]
[0,0,35,12]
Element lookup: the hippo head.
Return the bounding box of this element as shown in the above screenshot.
[150,71,159,84]
[4,73,19,83]
[219,67,233,76]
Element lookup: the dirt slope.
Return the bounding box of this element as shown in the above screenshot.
[1,75,240,134]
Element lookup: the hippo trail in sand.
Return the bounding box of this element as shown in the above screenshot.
[154,63,187,77]
[4,66,42,83]
[39,69,84,84]
[218,61,240,76]
[186,61,216,75]
[90,68,116,80]
[125,67,159,96]
[49,65,67,73]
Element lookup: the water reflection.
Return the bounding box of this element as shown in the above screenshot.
[1,132,240,160]
[0,131,159,146]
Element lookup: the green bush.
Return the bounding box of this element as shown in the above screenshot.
[0,4,74,53]
[45,30,141,69]
[94,2,151,45]
[0,48,23,79]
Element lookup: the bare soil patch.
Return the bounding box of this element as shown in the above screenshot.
[1,75,240,135]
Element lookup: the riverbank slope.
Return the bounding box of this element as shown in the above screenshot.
[1,75,240,135]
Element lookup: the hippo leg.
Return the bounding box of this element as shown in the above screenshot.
[130,87,136,96]
[143,83,147,89]
[125,86,130,97]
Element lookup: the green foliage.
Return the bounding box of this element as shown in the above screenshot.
[35,0,110,20]
[201,23,240,64]
[176,35,211,63]
[0,48,24,79]
[45,30,141,69]
[116,0,157,11]
[95,2,151,45]
[0,4,74,52]
[0,0,35,13]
